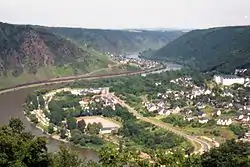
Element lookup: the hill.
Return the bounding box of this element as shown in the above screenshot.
[46,27,184,54]
[149,26,250,73]
[0,22,112,87]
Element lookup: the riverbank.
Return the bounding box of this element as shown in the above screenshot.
[0,65,164,95]
[25,111,103,154]
[23,87,120,154]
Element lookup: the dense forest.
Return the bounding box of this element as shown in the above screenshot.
[0,118,249,167]
[46,27,184,54]
[147,26,250,73]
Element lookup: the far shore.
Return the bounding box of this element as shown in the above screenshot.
[0,65,164,96]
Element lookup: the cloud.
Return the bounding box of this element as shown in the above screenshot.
[0,0,250,29]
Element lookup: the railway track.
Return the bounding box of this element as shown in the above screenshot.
[0,66,164,94]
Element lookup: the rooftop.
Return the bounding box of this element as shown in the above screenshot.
[216,74,243,79]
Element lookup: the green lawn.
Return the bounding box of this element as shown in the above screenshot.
[183,126,236,143]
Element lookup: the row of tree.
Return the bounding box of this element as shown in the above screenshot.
[1,118,250,167]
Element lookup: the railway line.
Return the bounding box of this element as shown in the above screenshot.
[0,66,164,94]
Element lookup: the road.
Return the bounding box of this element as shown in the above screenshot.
[0,66,164,95]
[111,95,214,154]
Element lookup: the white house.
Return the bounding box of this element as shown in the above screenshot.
[184,116,194,122]
[213,110,221,117]
[172,107,181,114]
[199,118,209,124]
[213,75,245,86]
[235,69,247,75]
[242,116,250,122]
[155,82,162,87]
[146,104,158,112]
[237,114,244,120]
[244,131,250,139]
[217,118,232,126]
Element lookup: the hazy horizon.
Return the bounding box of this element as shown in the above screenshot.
[0,0,250,29]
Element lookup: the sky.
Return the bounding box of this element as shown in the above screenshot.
[0,0,250,29]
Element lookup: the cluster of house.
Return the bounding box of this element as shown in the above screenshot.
[71,87,109,96]
[107,53,159,69]
[143,75,250,128]
[170,77,193,87]
[30,109,49,127]
[78,88,118,111]
[144,101,181,116]
[183,109,209,124]
[236,108,250,125]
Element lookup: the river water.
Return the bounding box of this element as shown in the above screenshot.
[0,58,181,161]
[0,85,99,161]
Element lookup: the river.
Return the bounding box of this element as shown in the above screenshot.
[0,85,99,161]
[0,58,181,161]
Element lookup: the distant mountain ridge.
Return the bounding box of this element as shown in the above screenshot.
[45,27,184,54]
[148,26,250,73]
[0,22,113,87]
[0,22,183,88]
[127,28,192,32]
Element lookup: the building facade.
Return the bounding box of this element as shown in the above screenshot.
[214,75,245,86]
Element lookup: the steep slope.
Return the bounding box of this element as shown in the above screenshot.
[0,22,112,87]
[46,27,184,54]
[150,26,250,73]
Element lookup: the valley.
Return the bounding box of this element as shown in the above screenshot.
[1,20,250,166]
[0,21,181,88]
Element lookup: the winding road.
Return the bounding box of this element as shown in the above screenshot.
[110,94,215,154]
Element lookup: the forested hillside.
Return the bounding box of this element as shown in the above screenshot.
[149,26,250,73]
[46,27,184,54]
[0,22,112,87]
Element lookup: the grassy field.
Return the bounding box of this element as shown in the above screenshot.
[0,46,116,89]
[183,126,236,143]
[0,60,114,89]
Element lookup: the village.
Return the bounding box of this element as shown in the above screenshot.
[143,71,250,141]
[28,87,122,140]
[25,68,250,150]
[107,53,160,69]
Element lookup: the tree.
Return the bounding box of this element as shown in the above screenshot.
[67,117,77,130]
[9,117,25,134]
[229,124,248,137]
[48,124,55,134]
[77,119,86,133]
[200,140,250,167]
[38,95,45,109]
[0,118,50,166]
[86,122,102,135]
[70,129,83,145]
[48,100,64,125]
[30,114,39,124]
[31,95,39,110]
[60,128,67,139]
[50,145,82,167]
[153,149,186,167]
